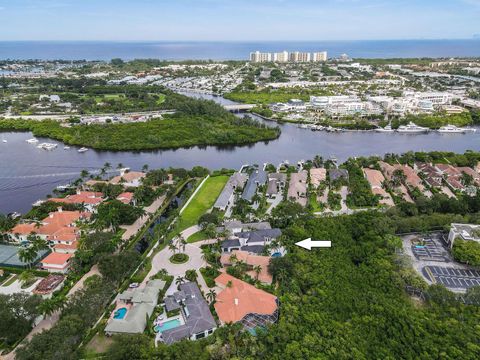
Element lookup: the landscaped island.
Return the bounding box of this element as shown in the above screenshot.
[0,89,280,151]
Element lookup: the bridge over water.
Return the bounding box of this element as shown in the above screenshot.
[223,104,256,112]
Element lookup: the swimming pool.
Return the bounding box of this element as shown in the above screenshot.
[271,252,282,258]
[113,307,127,319]
[154,319,182,333]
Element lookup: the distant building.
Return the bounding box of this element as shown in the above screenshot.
[289,51,311,63]
[273,51,289,63]
[250,51,272,63]
[447,223,480,249]
[312,51,328,62]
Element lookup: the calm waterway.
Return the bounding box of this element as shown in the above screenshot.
[1,91,480,214]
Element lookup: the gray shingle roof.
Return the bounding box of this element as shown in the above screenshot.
[161,282,216,344]
[329,169,349,181]
[214,173,247,209]
[242,170,267,201]
[237,228,282,245]
[221,239,241,249]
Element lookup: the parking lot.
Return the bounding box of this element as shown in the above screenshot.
[411,233,449,262]
[424,266,480,290]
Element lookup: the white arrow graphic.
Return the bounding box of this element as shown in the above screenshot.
[295,238,331,250]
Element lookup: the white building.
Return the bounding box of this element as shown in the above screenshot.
[312,51,328,62]
[447,223,480,249]
[250,51,272,63]
[408,91,453,105]
[273,51,289,63]
[289,52,311,63]
[310,95,361,109]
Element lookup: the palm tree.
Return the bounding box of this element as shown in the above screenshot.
[80,169,89,179]
[156,268,168,279]
[175,276,185,286]
[168,243,178,254]
[19,270,35,286]
[142,164,149,172]
[206,290,216,304]
[229,253,238,264]
[185,269,198,282]
[117,163,124,170]
[18,246,37,269]
[253,265,262,281]
[226,280,233,288]
[37,296,66,317]
[178,236,187,253]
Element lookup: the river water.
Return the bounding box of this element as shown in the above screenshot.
[1,92,479,214]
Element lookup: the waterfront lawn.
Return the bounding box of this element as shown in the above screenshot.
[176,175,229,233]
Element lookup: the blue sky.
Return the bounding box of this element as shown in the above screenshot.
[0,0,479,41]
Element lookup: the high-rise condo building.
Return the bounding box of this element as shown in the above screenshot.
[273,51,289,63]
[250,51,272,63]
[312,51,328,62]
[289,52,311,62]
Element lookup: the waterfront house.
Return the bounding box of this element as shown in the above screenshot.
[105,279,166,335]
[310,168,327,188]
[242,170,267,202]
[266,173,287,198]
[9,209,90,254]
[213,173,247,211]
[159,282,217,344]
[363,168,394,206]
[50,191,103,212]
[288,171,308,206]
[329,168,349,183]
[214,274,278,333]
[110,170,146,187]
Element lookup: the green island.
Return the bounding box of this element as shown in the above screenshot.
[0,90,280,150]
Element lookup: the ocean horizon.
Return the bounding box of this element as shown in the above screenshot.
[1,39,480,61]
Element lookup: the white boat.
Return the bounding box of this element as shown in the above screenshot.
[437,124,466,133]
[37,142,58,150]
[2,139,6,143]
[26,138,39,144]
[375,125,394,133]
[64,146,71,150]
[396,122,429,133]
[78,147,89,153]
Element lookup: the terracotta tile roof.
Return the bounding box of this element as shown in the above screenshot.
[41,252,73,266]
[214,273,277,324]
[363,168,385,187]
[310,168,326,187]
[220,250,272,284]
[116,192,134,204]
[53,242,78,251]
[110,171,145,184]
[11,223,38,235]
[50,191,103,205]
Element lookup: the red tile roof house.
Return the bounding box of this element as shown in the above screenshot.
[363,168,394,206]
[9,209,90,254]
[41,252,73,273]
[116,192,135,205]
[110,171,146,187]
[378,162,414,203]
[415,163,444,188]
[434,164,466,192]
[214,274,278,332]
[50,191,103,212]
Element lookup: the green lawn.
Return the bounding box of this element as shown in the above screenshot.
[187,231,209,243]
[176,175,229,234]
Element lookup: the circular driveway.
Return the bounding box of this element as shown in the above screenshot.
[150,243,205,277]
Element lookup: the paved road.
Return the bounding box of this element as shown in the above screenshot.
[121,195,166,241]
[1,265,101,360]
